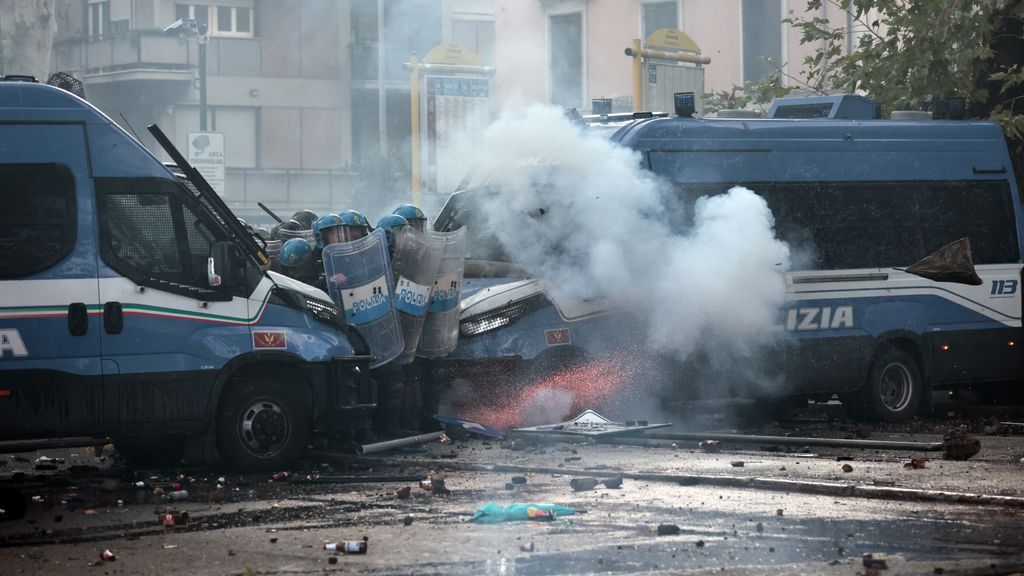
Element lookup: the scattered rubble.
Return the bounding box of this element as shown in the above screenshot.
[570,477,600,491]
[942,428,981,461]
[863,552,889,569]
[657,524,681,536]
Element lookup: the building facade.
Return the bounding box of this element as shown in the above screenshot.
[492,0,867,112]
[47,0,866,217]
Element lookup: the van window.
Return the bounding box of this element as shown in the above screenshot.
[96,177,231,299]
[674,180,1020,270]
[0,164,76,279]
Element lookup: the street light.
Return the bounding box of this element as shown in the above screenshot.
[164,18,209,131]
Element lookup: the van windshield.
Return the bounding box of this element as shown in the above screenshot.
[434,187,511,263]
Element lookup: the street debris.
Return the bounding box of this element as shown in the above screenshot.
[520,542,535,552]
[942,428,981,461]
[159,511,189,526]
[863,552,889,569]
[99,549,116,562]
[512,410,671,438]
[271,471,290,481]
[324,537,368,554]
[510,476,528,485]
[842,464,854,473]
[904,458,929,469]
[470,502,576,523]
[396,486,412,499]
[357,431,446,455]
[730,460,745,468]
[166,489,189,502]
[570,477,600,491]
[434,415,506,440]
[602,476,624,489]
[633,431,945,452]
[695,540,705,548]
[403,515,414,526]
[657,524,681,536]
[699,440,721,453]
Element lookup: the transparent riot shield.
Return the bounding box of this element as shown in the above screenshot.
[418,226,467,358]
[391,227,444,364]
[322,228,403,368]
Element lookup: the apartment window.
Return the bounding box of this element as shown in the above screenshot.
[643,1,678,38]
[742,0,782,83]
[175,4,210,30]
[88,1,110,39]
[549,12,583,109]
[452,19,495,65]
[175,3,253,37]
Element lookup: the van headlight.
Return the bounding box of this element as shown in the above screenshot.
[460,294,549,337]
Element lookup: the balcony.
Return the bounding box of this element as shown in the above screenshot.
[53,30,262,84]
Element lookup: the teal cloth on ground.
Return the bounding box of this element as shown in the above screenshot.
[469,502,577,524]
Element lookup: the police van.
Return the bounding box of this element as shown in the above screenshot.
[0,79,374,469]
[436,98,1023,421]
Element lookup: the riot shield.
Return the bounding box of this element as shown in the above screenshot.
[322,228,403,368]
[418,226,468,358]
[391,227,444,364]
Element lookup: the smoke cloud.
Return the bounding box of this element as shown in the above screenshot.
[449,105,791,362]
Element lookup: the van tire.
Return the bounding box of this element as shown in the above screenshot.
[859,347,922,422]
[216,380,309,472]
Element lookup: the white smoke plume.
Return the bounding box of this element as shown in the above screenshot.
[450,105,791,360]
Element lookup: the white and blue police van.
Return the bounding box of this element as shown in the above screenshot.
[436,98,1023,422]
[0,79,374,470]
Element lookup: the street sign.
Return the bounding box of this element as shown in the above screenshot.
[423,76,490,200]
[187,131,225,196]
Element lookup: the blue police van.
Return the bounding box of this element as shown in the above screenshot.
[0,80,374,469]
[436,100,1023,422]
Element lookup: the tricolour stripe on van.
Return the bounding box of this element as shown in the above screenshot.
[0,280,275,326]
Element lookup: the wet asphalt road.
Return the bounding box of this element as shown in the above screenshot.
[1,418,1024,576]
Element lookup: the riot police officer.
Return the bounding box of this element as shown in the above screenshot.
[278,238,318,285]
[376,213,409,259]
[392,204,428,232]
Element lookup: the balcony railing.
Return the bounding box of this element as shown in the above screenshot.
[53,30,261,78]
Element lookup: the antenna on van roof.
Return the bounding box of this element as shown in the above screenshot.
[118,112,143,143]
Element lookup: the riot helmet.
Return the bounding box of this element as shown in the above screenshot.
[291,209,318,230]
[280,238,313,269]
[271,218,302,240]
[376,214,409,251]
[392,203,427,232]
[313,214,344,249]
[337,210,371,242]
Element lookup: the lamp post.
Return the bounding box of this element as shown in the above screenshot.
[164,18,209,131]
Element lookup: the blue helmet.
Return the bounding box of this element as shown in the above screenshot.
[392,204,427,230]
[376,214,409,249]
[280,238,312,268]
[313,213,343,249]
[337,209,371,242]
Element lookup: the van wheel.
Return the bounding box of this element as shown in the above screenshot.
[217,380,309,472]
[859,348,922,422]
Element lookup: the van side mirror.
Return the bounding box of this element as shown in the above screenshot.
[209,241,240,289]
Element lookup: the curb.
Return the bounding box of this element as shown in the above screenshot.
[392,457,1024,509]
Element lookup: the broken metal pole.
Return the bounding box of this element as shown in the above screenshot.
[357,431,446,456]
[616,432,945,452]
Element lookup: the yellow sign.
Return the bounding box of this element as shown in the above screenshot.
[423,42,483,66]
[645,28,701,54]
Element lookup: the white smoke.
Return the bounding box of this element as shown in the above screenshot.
[449,105,791,360]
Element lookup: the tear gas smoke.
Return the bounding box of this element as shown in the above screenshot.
[450,105,791,361]
[442,105,793,427]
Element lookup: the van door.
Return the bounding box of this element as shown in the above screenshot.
[93,177,254,435]
[0,124,104,439]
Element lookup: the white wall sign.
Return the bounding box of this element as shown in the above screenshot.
[187,132,226,196]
